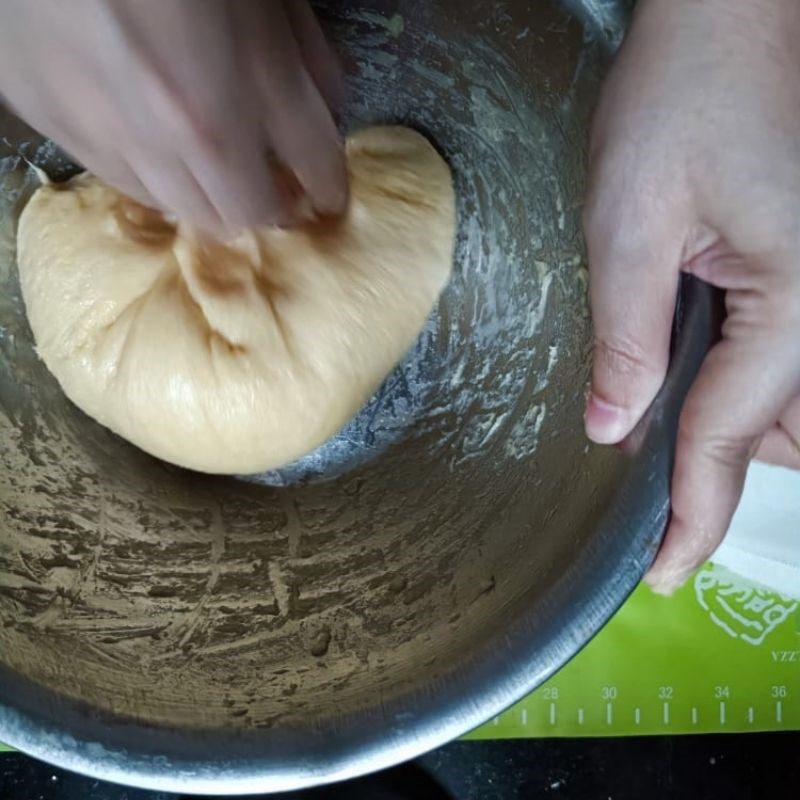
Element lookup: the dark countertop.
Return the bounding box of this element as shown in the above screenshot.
[2,734,798,800]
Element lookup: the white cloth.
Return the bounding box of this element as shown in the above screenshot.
[713,462,800,600]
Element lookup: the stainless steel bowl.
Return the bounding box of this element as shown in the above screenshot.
[0,0,718,794]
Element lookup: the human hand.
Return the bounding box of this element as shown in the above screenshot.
[0,0,347,233]
[583,0,800,592]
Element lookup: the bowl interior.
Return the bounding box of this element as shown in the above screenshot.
[0,0,633,787]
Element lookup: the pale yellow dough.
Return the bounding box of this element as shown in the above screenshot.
[17,126,455,474]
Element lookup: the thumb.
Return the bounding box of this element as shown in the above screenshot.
[583,195,684,444]
[647,316,800,593]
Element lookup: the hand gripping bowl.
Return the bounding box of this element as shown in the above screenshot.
[0,0,719,794]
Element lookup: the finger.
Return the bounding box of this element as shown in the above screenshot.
[583,175,684,444]
[183,136,295,230]
[245,4,348,218]
[39,118,158,210]
[90,156,157,210]
[646,327,800,594]
[756,395,800,469]
[16,101,159,207]
[130,152,226,235]
[282,0,346,117]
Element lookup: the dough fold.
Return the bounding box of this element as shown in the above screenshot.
[18,126,455,474]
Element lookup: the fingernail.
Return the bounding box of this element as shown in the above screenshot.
[585,393,628,444]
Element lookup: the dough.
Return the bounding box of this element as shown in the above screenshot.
[17,126,455,474]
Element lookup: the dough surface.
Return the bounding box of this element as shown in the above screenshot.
[17,126,455,474]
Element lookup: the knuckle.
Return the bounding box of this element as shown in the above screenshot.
[676,415,756,472]
[703,435,753,471]
[593,333,661,383]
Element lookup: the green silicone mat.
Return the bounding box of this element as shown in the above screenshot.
[469,562,800,738]
[1,563,798,753]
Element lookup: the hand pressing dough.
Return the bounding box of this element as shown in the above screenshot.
[17,126,455,474]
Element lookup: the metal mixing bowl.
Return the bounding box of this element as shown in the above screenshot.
[0,0,718,794]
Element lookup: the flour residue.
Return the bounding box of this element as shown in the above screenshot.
[352,11,405,38]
